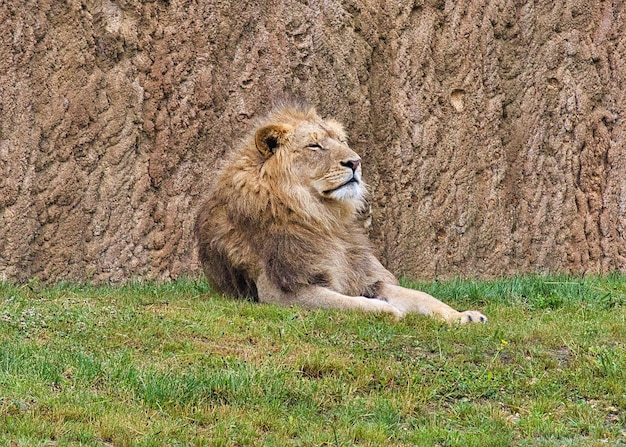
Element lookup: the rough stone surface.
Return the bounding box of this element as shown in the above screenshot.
[1,0,624,283]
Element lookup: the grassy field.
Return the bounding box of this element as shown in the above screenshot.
[1,275,625,446]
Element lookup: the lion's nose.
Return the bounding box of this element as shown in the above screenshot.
[341,159,361,172]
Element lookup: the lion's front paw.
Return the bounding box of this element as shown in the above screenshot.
[457,310,488,324]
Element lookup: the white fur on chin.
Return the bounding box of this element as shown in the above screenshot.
[328,180,366,202]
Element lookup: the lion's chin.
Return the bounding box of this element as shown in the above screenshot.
[323,179,366,202]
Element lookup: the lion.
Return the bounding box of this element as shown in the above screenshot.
[194,103,487,324]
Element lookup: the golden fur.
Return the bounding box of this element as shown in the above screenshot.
[195,104,487,323]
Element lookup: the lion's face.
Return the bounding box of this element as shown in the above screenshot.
[255,114,367,206]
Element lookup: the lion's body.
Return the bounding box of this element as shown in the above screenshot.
[195,104,486,324]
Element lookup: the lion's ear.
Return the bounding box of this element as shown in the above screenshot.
[255,124,292,159]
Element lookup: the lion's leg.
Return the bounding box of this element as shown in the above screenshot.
[378,283,487,324]
[257,274,403,318]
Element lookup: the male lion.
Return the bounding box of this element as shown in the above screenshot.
[195,104,487,324]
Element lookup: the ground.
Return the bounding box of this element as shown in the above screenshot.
[1,275,625,446]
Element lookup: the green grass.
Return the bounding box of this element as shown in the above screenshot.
[1,274,625,446]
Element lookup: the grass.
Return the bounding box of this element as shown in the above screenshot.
[0,274,625,446]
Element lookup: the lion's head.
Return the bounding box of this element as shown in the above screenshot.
[250,105,367,214]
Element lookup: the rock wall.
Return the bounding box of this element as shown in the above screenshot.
[1,0,624,283]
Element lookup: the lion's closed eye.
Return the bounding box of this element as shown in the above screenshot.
[307,143,323,150]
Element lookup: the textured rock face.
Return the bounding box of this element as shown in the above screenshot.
[1,0,624,283]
